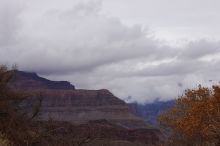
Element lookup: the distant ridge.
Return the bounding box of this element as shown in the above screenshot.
[10,71,75,90]
[129,100,175,126]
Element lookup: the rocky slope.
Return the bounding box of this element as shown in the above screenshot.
[11,71,146,128]
[33,120,161,146]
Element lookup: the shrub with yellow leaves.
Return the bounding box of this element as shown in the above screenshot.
[159,85,220,146]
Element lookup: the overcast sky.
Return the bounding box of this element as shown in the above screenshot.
[1,0,220,103]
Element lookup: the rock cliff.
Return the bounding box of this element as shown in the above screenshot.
[11,71,146,128]
[10,71,75,90]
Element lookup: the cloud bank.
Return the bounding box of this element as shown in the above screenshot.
[1,0,220,103]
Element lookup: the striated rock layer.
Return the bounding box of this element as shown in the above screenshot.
[11,71,147,128]
[37,89,146,128]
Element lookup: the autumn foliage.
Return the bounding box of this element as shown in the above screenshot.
[159,85,220,146]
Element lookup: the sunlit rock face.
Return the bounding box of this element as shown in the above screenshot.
[10,71,146,128]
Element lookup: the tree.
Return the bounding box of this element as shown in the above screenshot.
[159,85,220,146]
[0,65,41,145]
[0,65,98,146]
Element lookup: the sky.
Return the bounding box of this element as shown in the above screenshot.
[1,0,220,103]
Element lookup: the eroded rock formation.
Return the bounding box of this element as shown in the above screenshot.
[10,71,146,128]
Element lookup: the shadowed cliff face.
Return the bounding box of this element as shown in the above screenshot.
[10,71,147,129]
[10,71,75,90]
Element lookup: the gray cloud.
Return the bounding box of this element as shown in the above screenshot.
[1,0,220,103]
[179,40,220,60]
[102,0,220,45]
[0,0,24,47]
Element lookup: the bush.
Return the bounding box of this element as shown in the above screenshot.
[159,85,220,146]
[0,65,41,146]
